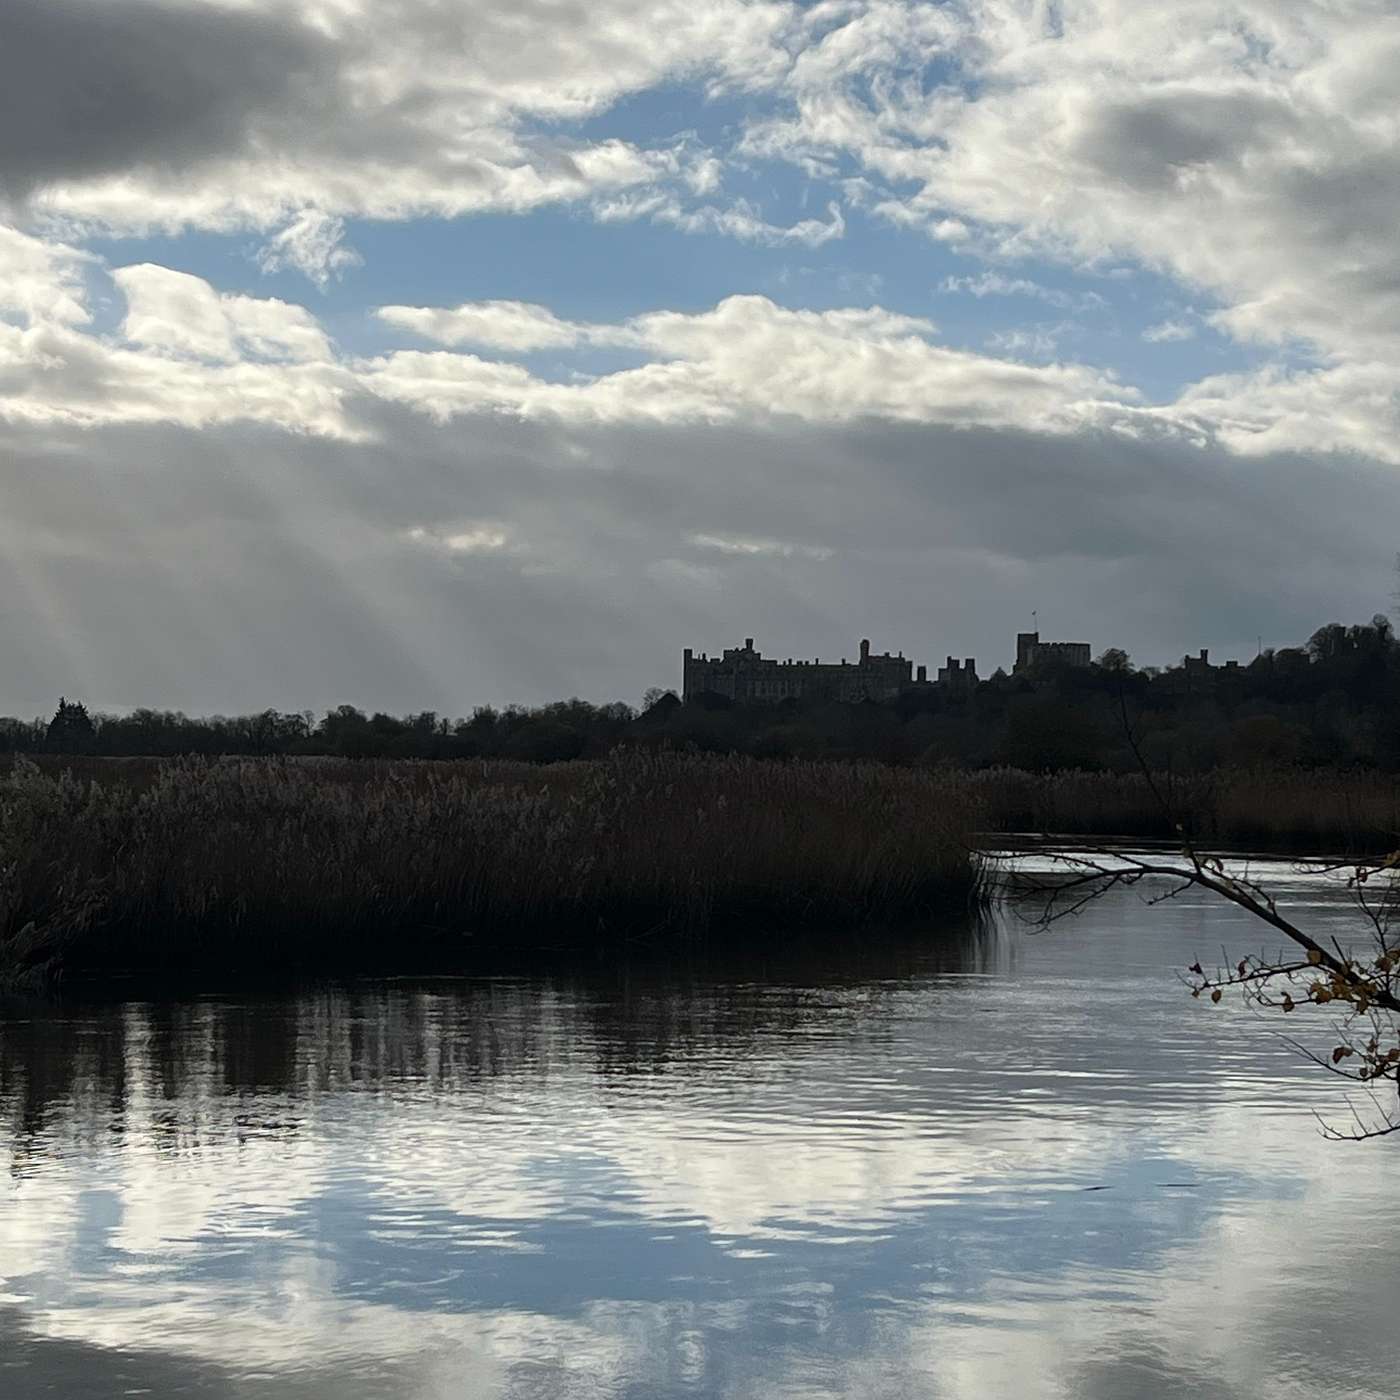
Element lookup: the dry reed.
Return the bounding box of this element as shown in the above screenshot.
[972,766,1400,850]
[0,751,984,984]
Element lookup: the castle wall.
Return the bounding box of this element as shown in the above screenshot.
[1013,633,1091,674]
[683,639,912,704]
[685,628,1115,702]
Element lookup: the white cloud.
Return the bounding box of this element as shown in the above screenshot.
[9,0,800,251]
[685,155,724,195]
[114,264,241,361]
[407,523,515,554]
[946,273,1045,300]
[223,293,336,363]
[378,301,593,353]
[0,320,351,435]
[350,349,545,424]
[0,225,91,327]
[362,294,1135,430]
[10,0,1399,376]
[255,210,362,288]
[930,218,971,242]
[1143,319,1197,343]
[657,198,847,248]
[1168,359,1400,463]
[9,255,1400,471]
[1,263,345,435]
[114,264,332,364]
[691,532,833,560]
[984,323,1070,357]
[753,0,1400,371]
[943,272,1103,312]
[591,189,848,248]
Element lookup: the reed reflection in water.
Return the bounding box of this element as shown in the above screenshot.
[2,864,1398,1399]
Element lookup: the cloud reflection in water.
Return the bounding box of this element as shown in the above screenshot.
[1,868,1397,1398]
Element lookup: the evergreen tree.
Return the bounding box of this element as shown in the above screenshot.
[45,697,96,754]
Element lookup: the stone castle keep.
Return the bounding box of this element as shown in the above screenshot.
[1014,632,1091,674]
[682,629,1093,704]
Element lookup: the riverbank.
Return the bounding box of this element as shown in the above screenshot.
[4,753,1393,988]
[971,766,1400,850]
[0,752,984,987]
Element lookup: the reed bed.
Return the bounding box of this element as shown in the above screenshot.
[973,766,1400,851]
[0,752,984,984]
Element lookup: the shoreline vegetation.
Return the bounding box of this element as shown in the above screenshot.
[2,752,1396,989]
[970,766,1400,852]
[0,752,984,988]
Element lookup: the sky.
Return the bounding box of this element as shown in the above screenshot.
[2,0,1399,715]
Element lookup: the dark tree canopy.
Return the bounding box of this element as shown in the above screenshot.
[3,612,1398,770]
[44,697,96,754]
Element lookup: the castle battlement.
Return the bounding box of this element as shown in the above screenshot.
[1013,632,1091,675]
[683,638,913,704]
[683,628,1095,704]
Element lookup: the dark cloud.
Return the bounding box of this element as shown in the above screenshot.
[0,403,1394,716]
[1072,91,1298,193]
[0,0,764,228]
[0,0,336,199]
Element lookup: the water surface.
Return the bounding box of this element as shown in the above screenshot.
[2,854,1397,1397]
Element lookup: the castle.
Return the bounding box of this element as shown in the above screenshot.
[682,639,921,704]
[1013,631,1091,674]
[682,628,1097,704]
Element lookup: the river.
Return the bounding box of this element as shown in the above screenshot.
[1,851,1396,1398]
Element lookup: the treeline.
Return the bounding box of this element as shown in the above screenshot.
[5,615,1399,771]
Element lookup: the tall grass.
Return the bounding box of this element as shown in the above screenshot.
[973,766,1400,851]
[0,752,984,984]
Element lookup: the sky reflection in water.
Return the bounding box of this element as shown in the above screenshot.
[1,856,1397,1398]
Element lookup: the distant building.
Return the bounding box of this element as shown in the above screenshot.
[682,638,913,704]
[1160,647,1241,695]
[936,656,978,694]
[1181,648,1239,675]
[1014,631,1091,675]
[684,626,1103,703]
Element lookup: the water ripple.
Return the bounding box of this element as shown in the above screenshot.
[1,855,1396,1397]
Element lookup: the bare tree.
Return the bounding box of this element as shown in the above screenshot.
[1003,691,1400,1140]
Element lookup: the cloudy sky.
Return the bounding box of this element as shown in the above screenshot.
[2,0,1398,714]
